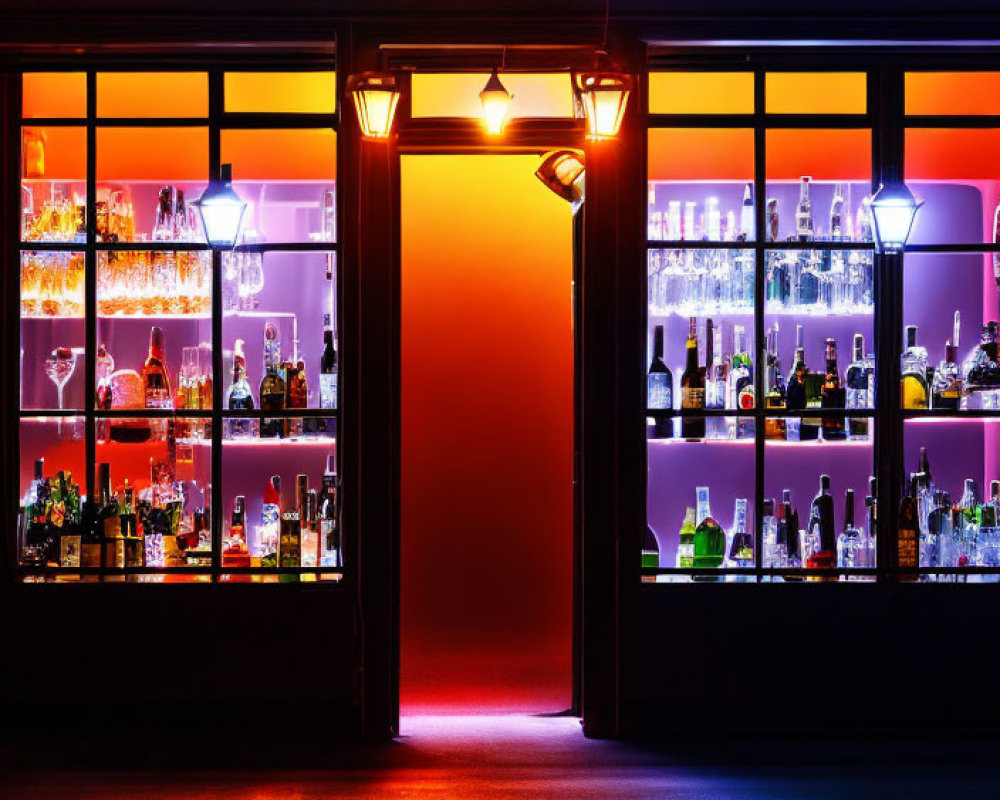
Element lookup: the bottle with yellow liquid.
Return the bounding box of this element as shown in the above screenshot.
[901,325,929,410]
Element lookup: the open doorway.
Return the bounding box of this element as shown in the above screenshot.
[399,154,576,717]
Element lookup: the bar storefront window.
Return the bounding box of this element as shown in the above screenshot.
[15,67,342,583]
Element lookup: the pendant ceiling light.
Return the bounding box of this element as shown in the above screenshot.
[194,163,246,248]
[575,0,631,140]
[480,67,513,135]
[348,71,400,140]
[870,181,923,252]
[535,150,585,210]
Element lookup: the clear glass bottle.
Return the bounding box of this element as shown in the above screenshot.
[319,454,342,568]
[806,474,836,571]
[226,339,254,439]
[761,499,777,570]
[320,312,338,410]
[777,489,800,569]
[932,311,962,411]
[729,325,754,439]
[727,498,753,568]
[845,333,873,439]
[740,182,754,241]
[764,323,786,441]
[829,183,845,240]
[795,176,814,241]
[837,489,861,569]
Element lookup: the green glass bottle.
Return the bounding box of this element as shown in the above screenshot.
[677,507,696,568]
[642,524,660,570]
[693,486,725,569]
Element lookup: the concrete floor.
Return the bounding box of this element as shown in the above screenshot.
[3,715,1000,799]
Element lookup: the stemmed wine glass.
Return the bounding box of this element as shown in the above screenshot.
[43,346,83,434]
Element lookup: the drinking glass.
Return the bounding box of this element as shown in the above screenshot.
[43,346,83,433]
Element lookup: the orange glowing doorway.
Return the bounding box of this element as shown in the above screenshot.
[400,154,575,717]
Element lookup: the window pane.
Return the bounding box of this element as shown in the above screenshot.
[905,128,1000,246]
[22,73,86,118]
[224,71,337,114]
[649,72,754,115]
[906,72,1000,116]
[411,73,575,118]
[20,251,86,411]
[648,129,755,243]
[97,72,208,118]
[221,129,336,244]
[222,251,337,410]
[19,416,88,573]
[21,127,87,243]
[765,129,872,244]
[647,418,756,579]
[766,73,867,115]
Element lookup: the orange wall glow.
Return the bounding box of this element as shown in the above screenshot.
[649,72,754,115]
[400,154,574,713]
[221,129,336,181]
[766,72,867,114]
[411,73,575,118]
[906,129,1000,180]
[224,72,337,114]
[766,129,871,181]
[22,127,86,179]
[906,73,1000,116]
[22,73,86,118]
[97,73,208,118]
[96,127,208,182]
[648,128,754,181]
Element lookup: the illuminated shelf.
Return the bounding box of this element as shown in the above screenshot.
[649,437,871,446]
[96,312,211,320]
[649,305,873,318]
[21,314,85,321]
[222,437,336,446]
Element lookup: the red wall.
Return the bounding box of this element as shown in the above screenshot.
[400,155,574,715]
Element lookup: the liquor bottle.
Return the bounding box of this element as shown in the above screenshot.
[777,491,800,568]
[821,337,847,441]
[806,474,836,570]
[786,325,816,441]
[727,497,753,567]
[285,360,308,437]
[222,495,250,568]
[121,480,143,568]
[142,326,171,409]
[897,474,920,579]
[795,176,814,241]
[676,507,695,568]
[647,324,673,439]
[260,475,281,567]
[764,323,787,440]
[301,490,320,568]
[153,186,174,241]
[729,325,754,439]
[320,313,338,410]
[830,183,845,240]
[259,322,286,438]
[680,317,706,439]
[279,510,301,569]
[642,525,660,571]
[765,197,779,243]
[845,333,872,438]
[761,498,777,569]
[705,320,728,438]
[80,491,101,569]
[837,489,861,568]
[683,201,696,241]
[226,338,255,439]
[739,182,754,241]
[96,462,122,568]
[865,476,878,567]
[706,196,721,241]
[319,455,342,568]
[901,325,929,410]
[932,311,962,411]
[857,196,873,242]
[925,490,950,570]
[55,470,82,568]
[692,486,725,571]
[96,343,115,410]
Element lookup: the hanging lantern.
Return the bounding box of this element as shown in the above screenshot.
[575,71,631,140]
[535,150,586,209]
[348,72,400,140]
[870,182,923,252]
[479,69,513,135]
[194,163,246,248]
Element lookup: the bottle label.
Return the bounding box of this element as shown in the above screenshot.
[681,387,704,409]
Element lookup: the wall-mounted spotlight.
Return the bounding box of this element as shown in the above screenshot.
[348,71,400,140]
[535,150,585,210]
[480,68,513,135]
